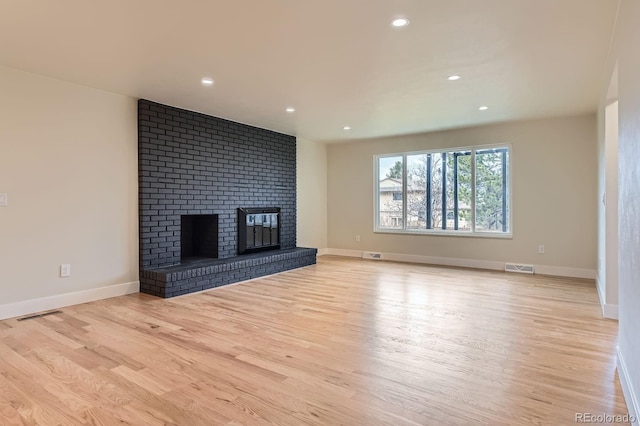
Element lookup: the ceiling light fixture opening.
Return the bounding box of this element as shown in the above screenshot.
[447,75,461,81]
[286,107,295,113]
[479,105,489,111]
[391,18,410,28]
[343,126,351,131]
[201,77,214,86]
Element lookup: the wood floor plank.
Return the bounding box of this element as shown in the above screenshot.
[0,256,629,425]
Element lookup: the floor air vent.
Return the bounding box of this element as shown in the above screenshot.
[362,252,383,260]
[505,263,535,274]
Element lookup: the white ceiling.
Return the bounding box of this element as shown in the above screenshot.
[0,1,618,142]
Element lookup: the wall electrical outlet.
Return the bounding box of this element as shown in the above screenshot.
[538,245,545,254]
[355,235,361,242]
[0,193,7,207]
[60,264,71,277]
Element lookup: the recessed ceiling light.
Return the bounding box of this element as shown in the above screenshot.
[447,75,461,81]
[479,105,489,111]
[286,107,295,113]
[201,77,214,86]
[391,18,410,28]
[343,126,351,131]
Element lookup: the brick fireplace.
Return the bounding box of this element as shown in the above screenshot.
[138,100,316,297]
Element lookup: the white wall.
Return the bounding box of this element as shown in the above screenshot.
[327,115,597,277]
[296,137,327,252]
[606,0,640,422]
[0,65,139,319]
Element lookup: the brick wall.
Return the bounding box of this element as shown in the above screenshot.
[138,99,297,269]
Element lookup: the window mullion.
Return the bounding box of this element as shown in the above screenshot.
[426,154,432,229]
[375,157,379,230]
[453,153,459,230]
[471,149,476,233]
[402,155,407,230]
[501,150,507,232]
[441,152,447,230]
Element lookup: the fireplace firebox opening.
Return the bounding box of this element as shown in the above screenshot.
[180,214,219,262]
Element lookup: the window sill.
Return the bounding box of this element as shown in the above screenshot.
[373,228,513,239]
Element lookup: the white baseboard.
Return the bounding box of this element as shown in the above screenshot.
[0,281,140,321]
[324,248,597,280]
[325,248,363,258]
[535,264,595,280]
[381,251,505,271]
[317,248,329,256]
[617,346,640,426]
[597,273,606,304]
[596,275,620,320]
[603,304,619,320]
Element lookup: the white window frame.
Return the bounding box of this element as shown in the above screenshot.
[373,144,513,238]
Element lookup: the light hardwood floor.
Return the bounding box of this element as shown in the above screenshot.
[0,256,629,425]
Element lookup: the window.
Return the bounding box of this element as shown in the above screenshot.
[375,146,510,236]
[377,156,403,229]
